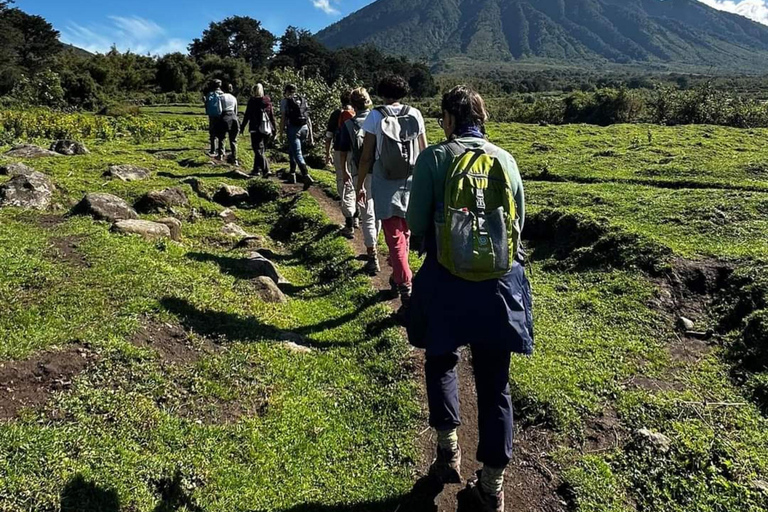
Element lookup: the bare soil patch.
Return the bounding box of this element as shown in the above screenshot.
[47,235,89,267]
[0,345,96,420]
[130,323,216,365]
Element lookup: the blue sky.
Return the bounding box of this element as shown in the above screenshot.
[16,0,768,56]
[18,0,375,55]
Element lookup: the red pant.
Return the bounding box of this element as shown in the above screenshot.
[382,216,412,287]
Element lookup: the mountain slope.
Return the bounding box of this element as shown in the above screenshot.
[316,0,768,71]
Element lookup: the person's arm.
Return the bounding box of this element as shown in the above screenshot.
[419,133,428,152]
[307,117,315,146]
[356,132,376,200]
[340,152,352,182]
[268,105,277,136]
[241,100,250,134]
[407,149,436,240]
[324,136,333,166]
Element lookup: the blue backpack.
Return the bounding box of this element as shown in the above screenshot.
[205,92,223,117]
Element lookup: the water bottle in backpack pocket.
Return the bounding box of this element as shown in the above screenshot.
[436,141,521,281]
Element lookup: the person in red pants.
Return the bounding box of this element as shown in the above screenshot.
[355,75,427,320]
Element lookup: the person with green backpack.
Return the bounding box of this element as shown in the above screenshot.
[406,86,534,512]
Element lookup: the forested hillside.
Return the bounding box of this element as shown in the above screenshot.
[317,0,768,72]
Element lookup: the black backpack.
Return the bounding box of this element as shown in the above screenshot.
[286,96,309,127]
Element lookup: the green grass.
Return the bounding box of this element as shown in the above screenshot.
[2,117,768,511]
[0,129,418,511]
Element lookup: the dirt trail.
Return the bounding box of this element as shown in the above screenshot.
[302,180,565,512]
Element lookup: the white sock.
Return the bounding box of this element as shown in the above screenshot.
[480,465,506,495]
[437,428,459,452]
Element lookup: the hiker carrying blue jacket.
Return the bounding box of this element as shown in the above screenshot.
[407,86,534,512]
[204,79,224,156]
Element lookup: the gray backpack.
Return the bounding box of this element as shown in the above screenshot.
[376,105,420,180]
[345,113,368,173]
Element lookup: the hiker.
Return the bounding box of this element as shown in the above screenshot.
[324,89,356,238]
[355,75,427,317]
[204,80,224,156]
[406,86,534,512]
[241,83,277,177]
[280,84,315,190]
[216,83,240,165]
[337,87,380,274]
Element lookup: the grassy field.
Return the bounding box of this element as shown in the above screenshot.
[1,115,767,511]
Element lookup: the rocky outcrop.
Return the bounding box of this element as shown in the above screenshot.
[213,184,249,206]
[4,144,60,158]
[103,165,150,182]
[0,162,36,176]
[221,223,251,238]
[251,276,287,303]
[244,251,289,285]
[112,219,171,240]
[156,217,182,241]
[0,171,55,210]
[73,193,138,223]
[135,187,188,213]
[50,140,89,156]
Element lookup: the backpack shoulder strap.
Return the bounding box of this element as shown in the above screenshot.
[445,140,466,159]
[376,106,391,118]
[399,105,411,117]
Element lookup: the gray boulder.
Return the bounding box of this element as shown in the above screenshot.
[219,208,237,222]
[245,251,289,285]
[213,184,249,206]
[74,193,138,222]
[252,276,288,303]
[112,220,171,240]
[5,144,61,158]
[0,162,35,176]
[104,165,150,182]
[635,428,672,454]
[50,140,89,156]
[221,223,251,238]
[0,171,55,210]
[156,217,182,241]
[135,187,188,213]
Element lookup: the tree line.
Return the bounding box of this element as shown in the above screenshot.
[0,3,437,110]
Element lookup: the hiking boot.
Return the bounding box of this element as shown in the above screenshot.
[394,285,412,325]
[363,254,380,276]
[467,472,504,512]
[303,174,315,191]
[388,276,399,299]
[261,171,272,178]
[341,218,355,239]
[287,173,298,185]
[431,445,462,483]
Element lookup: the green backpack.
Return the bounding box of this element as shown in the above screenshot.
[436,140,521,282]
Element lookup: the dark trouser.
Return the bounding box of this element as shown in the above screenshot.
[250,131,270,175]
[208,116,219,153]
[287,124,309,176]
[426,346,514,468]
[217,114,239,160]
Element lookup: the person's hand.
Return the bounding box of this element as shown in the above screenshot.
[325,154,333,167]
[356,187,366,207]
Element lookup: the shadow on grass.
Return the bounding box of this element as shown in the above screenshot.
[249,474,444,512]
[61,475,120,512]
[160,291,392,349]
[158,170,246,180]
[152,471,205,512]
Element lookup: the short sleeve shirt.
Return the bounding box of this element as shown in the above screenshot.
[361,105,426,160]
[361,104,426,220]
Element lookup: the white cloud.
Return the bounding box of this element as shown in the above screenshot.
[698,0,768,26]
[312,0,340,15]
[60,15,186,56]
